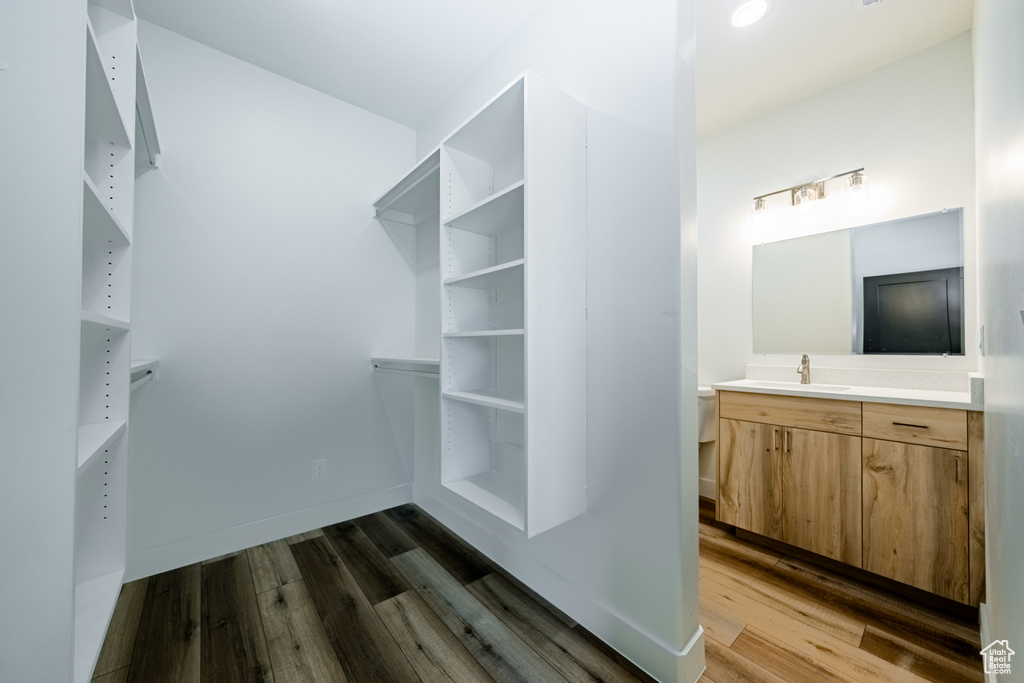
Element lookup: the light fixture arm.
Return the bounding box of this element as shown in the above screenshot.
[752,167,865,204]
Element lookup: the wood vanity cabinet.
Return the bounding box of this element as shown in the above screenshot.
[862,403,974,604]
[717,419,781,540]
[717,389,986,607]
[717,391,863,566]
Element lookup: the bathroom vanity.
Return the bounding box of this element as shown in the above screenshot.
[712,380,984,607]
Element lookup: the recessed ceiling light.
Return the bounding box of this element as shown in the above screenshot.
[730,0,768,28]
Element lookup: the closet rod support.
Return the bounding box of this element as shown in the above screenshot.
[130,371,153,391]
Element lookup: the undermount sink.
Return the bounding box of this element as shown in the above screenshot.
[742,380,852,393]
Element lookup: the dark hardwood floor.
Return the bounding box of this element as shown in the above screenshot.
[93,502,983,682]
[92,505,654,683]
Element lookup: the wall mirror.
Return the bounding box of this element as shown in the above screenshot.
[752,208,964,355]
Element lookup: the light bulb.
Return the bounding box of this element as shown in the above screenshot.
[731,0,768,28]
[795,185,816,213]
[753,197,769,224]
[848,171,867,203]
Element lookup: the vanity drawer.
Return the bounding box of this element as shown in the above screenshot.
[862,402,967,450]
[719,391,861,436]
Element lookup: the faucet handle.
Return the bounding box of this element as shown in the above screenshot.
[797,354,811,383]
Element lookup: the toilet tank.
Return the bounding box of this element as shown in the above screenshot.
[697,386,716,443]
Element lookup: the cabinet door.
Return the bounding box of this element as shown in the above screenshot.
[863,438,969,603]
[781,428,862,566]
[718,418,783,541]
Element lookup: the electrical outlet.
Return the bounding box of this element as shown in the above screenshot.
[312,459,327,481]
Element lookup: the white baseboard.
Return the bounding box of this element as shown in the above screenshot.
[980,602,996,683]
[125,483,413,581]
[677,626,706,682]
[698,477,716,500]
[416,491,705,682]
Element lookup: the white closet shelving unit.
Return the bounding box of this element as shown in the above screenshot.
[371,74,587,538]
[75,1,156,680]
[439,74,588,536]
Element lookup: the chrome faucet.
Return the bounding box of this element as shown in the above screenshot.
[797,354,811,384]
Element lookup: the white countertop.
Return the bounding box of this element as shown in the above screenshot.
[712,378,983,411]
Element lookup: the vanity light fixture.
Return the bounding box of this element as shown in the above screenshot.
[752,167,865,217]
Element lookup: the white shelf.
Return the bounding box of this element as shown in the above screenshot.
[131,359,159,374]
[135,47,161,170]
[445,181,524,236]
[373,150,441,224]
[80,309,130,330]
[371,357,439,379]
[443,389,525,413]
[77,421,127,471]
[84,22,130,149]
[83,175,130,245]
[443,329,523,338]
[73,568,125,683]
[444,259,524,290]
[445,474,525,530]
[443,78,525,164]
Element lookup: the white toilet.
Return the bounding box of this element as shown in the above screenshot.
[697,386,716,443]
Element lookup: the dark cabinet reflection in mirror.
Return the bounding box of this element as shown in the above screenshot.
[863,266,964,354]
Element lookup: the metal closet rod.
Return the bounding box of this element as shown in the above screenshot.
[130,370,153,391]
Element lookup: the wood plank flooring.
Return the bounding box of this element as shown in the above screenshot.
[93,502,982,683]
[94,505,649,683]
[697,499,983,683]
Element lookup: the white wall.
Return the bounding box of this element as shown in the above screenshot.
[973,0,1024,661]
[0,2,86,679]
[127,22,418,578]
[413,1,702,681]
[698,34,976,388]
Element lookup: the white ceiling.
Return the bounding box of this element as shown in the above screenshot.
[133,0,974,137]
[132,0,549,130]
[696,0,974,138]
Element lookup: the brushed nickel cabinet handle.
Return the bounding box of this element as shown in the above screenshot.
[893,422,930,429]
[772,427,778,451]
[955,457,961,483]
